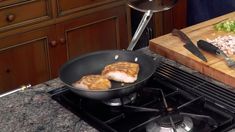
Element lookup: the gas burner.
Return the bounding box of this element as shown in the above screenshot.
[146,114,193,132]
[227,129,235,132]
[103,93,137,106]
[159,114,184,127]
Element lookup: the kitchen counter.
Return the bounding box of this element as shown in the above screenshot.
[0,47,234,132]
[0,79,97,132]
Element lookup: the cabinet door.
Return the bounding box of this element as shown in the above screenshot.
[0,26,60,93]
[56,0,117,16]
[57,5,129,59]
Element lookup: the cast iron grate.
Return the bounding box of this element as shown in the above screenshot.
[49,61,235,132]
[155,62,235,113]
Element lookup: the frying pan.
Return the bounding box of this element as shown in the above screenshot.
[59,0,177,100]
[59,50,156,100]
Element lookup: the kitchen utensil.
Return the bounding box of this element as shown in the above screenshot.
[59,0,177,100]
[60,50,156,100]
[59,0,178,101]
[197,40,235,67]
[127,0,177,50]
[0,84,31,98]
[172,29,208,62]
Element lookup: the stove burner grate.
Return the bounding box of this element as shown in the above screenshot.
[158,114,184,127]
[48,62,235,132]
[146,115,193,132]
[103,93,137,106]
[155,63,235,113]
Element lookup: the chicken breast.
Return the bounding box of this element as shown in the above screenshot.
[73,75,111,90]
[102,61,140,83]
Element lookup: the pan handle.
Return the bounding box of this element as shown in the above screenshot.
[127,10,153,51]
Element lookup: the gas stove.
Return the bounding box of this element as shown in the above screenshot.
[49,63,235,132]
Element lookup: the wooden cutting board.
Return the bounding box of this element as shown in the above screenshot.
[149,12,235,88]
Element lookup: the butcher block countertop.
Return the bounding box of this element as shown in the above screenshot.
[149,11,235,88]
[0,48,234,132]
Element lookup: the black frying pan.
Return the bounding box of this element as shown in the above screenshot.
[59,50,156,100]
[59,0,177,100]
[59,0,176,101]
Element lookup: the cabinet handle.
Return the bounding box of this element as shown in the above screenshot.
[6,14,16,22]
[59,38,65,44]
[5,69,10,73]
[50,41,57,47]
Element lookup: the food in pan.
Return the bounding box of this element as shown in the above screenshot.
[102,61,140,83]
[73,75,111,90]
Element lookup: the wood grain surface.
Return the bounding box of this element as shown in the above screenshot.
[149,12,235,88]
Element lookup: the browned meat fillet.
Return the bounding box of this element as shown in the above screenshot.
[73,75,111,90]
[102,61,140,83]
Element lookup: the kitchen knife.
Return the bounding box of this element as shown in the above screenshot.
[197,40,235,67]
[172,29,208,62]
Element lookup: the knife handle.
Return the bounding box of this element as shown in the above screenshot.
[172,29,191,43]
[197,40,219,54]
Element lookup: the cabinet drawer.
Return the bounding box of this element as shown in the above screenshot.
[57,0,116,16]
[0,0,29,7]
[0,0,52,32]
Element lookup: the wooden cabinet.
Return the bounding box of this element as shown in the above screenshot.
[0,26,56,93]
[57,5,128,59]
[0,0,52,32]
[56,0,117,16]
[0,0,186,93]
[0,0,128,93]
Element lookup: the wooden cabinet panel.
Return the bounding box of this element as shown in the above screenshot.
[0,0,52,32]
[56,0,116,16]
[0,39,50,93]
[65,17,118,59]
[0,0,28,7]
[58,5,128,59]
[0,1,129,93]
[0,26,57,93]
[48,32,67,78]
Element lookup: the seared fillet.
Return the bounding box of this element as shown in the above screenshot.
[102,61,139,83]
[73,75,111,90]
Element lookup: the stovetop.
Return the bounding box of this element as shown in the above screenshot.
[49,63,235,132]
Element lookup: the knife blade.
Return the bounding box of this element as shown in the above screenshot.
[172,29,208,62]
